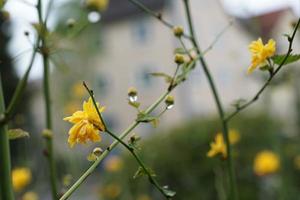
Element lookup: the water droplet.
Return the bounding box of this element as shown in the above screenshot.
[88,11,101,23]
[163,185,169,189]
[166,104,174,110]
[129,95,138,103]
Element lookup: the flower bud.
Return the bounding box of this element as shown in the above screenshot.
[165,95,174,110]
[174,54,185,64]
[93,147,103,156]
[66,18,76,28]
[128,87,138,103]
[42,129,53,139]
[173,26,184,37]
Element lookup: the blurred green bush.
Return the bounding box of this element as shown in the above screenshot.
[99,113,300,200]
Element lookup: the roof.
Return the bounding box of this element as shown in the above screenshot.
[102,0,166,23]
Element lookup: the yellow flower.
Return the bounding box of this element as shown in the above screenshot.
[229,129,240,145]
[72,82,86,98]
[104,156,124,172]
[207,130,240,158]
[85,0,109,11]
[101,183,121,199]
[22,191,39,200]
[12,168,32,192]
[64,97,105,147]
[247,38,276,74]
[253,150,280,176]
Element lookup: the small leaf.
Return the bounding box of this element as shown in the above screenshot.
[128,101,141,108]
[87,153,97,162]
[8,129,29,140]
[162,188,176,197]
[150,72,173,83]
[133,167,145,179]
[136,112,157,123]
[173,48,186,54]
[151,118,160,128]
[271,54,300,66]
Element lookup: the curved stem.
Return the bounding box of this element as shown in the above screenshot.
[182,0,237,199]
[0,75,14,200]
[225,17,300,122]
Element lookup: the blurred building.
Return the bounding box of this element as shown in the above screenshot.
[86,0,299,134]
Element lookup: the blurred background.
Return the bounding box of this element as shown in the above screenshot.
[1,0,300,199]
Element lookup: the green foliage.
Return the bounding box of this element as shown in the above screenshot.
[8,129,29,140]
[100,113,300,200]
[272,54,300,66]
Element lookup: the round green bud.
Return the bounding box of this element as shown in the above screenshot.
[174,54,185,64]
[173,26,184,37]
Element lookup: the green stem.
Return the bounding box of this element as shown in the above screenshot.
[37,0,58,198]
[84,83,171,199]
[60,91,170,200]
[42,52,58,200]
[0,74,14,200]
[182,0,237,199]
[225,17,300,122]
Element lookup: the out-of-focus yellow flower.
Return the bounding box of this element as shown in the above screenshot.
[247,38,276,74]
[101,183,121,199]
[294,155,300,170]
[137,194,152,200]
[72,82,86,98]
[229,129,240,145]
[207,133,227,158]
[253,150,280,176]
[64,101,81,115]
[85,0,109,12]
[22,191,39,200]
[12,168,32,192]
[207,130,240,158]
[104,156,124,172]
[64,97,105,147]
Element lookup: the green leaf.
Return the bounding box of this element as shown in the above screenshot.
[271,54,300,66]
[136,112,157,123]
[150,72,173,83]
[86,153,97,162]
[128,101,140,109]
[133,166,156,179]
[173,48,186,54]
[8,129,29,140]
[133,167,145,179]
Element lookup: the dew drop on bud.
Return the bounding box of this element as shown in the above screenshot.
[166,104,174,110]
[129,95,138,103]
[88,11,101,23]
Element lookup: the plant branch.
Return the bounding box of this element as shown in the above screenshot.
[182,0,238,199]
[225,17,300,122]
[0,75,14,200]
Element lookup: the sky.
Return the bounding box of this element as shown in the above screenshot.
[3,0,300,80]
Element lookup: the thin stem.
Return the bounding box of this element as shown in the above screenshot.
[59,90,170,200]
[0,75,14,200]
[225,17,300,122]
[37,0,58,198]
[0,43,39,125]
[127,0,191,39]
[182,0,237,199]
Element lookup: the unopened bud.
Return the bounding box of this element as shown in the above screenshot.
[128,87,138,103]
[66,18,76,28]
[174,54,185,64]
[93,147,103,156]
[173,26,184,37]
[165,95,174,110]
[42,129,53,139]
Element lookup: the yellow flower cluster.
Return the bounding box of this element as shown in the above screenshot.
[253,150,280,176]
[85,0,109,12]
[247,38,276,74]
[12,168,32,192]
[64,97,105,147]
[207,129,240,158]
